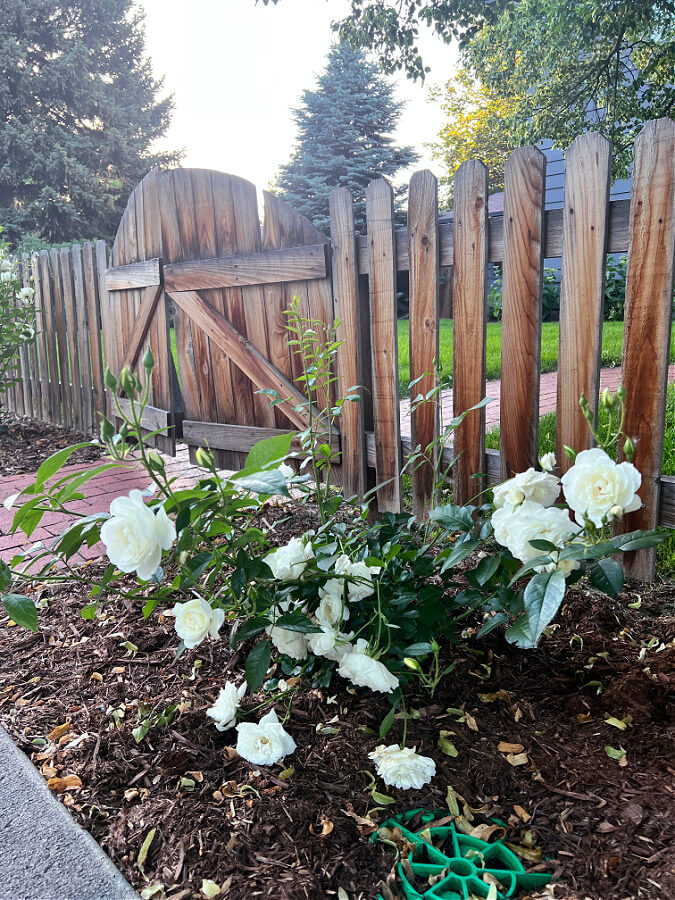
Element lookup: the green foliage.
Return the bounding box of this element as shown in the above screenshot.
[0,0,179,246]
[274,42,418,234]
[0,234,35,418]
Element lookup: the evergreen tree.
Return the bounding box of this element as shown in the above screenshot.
[275,42,418,235]
[0,0,178,246]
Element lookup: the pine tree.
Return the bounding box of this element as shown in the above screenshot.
[0,0,178,246]
[275,42,418,235]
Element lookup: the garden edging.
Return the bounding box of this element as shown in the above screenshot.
[0,723,138,900]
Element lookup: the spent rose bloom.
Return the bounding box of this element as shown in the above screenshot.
[266,623,309,660]
[369,744,436,790]
[171,597,225,649]
[337,639,399,693]
[101,489,176,580]
[492,501,581,566]
[307,625,354,661]
[264,537,314,581]
[236,708,296,765]
[561,448,642,527]
[493,468,560,510]
[206,681,246,731]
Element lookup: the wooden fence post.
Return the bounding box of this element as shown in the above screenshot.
[453,160,489,506]
[556,134,611,471]
[620,118,675,581]
[38,250,60,423]
[330,187,367,500]
[366,177,401,513]
[408,170,439,516]
[59,248,83,432]
[500,147,546,479]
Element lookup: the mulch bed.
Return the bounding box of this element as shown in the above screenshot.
[1,504,674,900]
[0,415,103,477]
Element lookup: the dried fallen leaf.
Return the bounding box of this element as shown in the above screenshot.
[506,752,529,767]
[438,730,459,757]
[469,823,506,842]
[48,721,71,741]
[513,804,531,823]
[605,745,628,766]
[222,746,238,763]
[40,764,58,778]
[605,714,633,731]
[337,888,349,900]
[201,879,221,898]
[505,842,543,863]
[497,741,524,754]
[47,774,82,793]
[89,672,103,683]
[478,690,511,704]
[309,815,334,837]
[137,826,156,872]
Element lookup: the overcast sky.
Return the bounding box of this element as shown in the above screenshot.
[138,0,459,191]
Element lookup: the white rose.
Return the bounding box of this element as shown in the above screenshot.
[493,468,560,510]
[266,624,309,660]
[206,681,246,731]
[172,597,225,649]
[100,489,176,580]
[307,625,354,661]
[492,501,580,564]
[277,462,294,480]
[539,452,557,473]
[316,579,349,627]
[2,492,19,511]
[236,708,296,765]
[0,271,12,283]
[264,537,314,580]
[561,448,642,527]
[369,744,436,790]
[337,639,399,693]
[17,286,34,303]
[334,554,380,602]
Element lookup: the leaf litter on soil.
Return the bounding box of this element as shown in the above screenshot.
[1,502,674,899]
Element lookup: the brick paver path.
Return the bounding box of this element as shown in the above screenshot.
[2,365,674,568]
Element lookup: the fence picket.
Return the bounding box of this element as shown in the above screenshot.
[71,245,94,434]
[59,247,82,431]
[556,134,611,471]
[453,160,489,506]
[366,177,401,513]
[49,248,73,428]
[500,147,546,478]
[408,170,439,516]
[330,187,367,499]
[620,118,675,580]
[39,251,60,422]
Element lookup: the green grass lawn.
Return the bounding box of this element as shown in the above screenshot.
[397,320,675,398]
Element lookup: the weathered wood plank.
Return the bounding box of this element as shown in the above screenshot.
[95,240,116,423]
[83,242,105,424]
[34,253,54,421]
[118,284,164,375]
[18,256,34,417]
[452,160,489,505]
[556,134,611,471]
[50,249,73,427]
[107,395,171,433]
[167,290,317,431]
[71,245,94,434]
[408,170,439,516]
[500,147,546,478]
[105,258,161,291]
[366,178,401,512]
[330,187,367,499]
[164,243,328,291]
[182,420,339,455]
[59,248,83,431]
[619,118,675,580]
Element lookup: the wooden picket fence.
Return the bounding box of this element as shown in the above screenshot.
[5,118,675,580]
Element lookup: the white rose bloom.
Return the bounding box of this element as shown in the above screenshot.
[316,579,349,627]
[277,462,294,480]
[369,744,436,790]
[561,447,642,527]
[236,708,296,765]
[307,625,354,661]
[266,623,309,660]
[0,271,12,283]
[337,639,399,693]
[172,597,225,649]
[492,501,580,565]
[2,492,19,511]
[206,681,246,731]
[334,554,380,602]
[539,452,557,473]
[264,537,314,580]
[493,468,560,510]
[100,489,176,580]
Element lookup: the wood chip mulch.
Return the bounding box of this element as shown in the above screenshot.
[0,415,102,477]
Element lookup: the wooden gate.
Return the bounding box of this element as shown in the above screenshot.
[102,168,334,467]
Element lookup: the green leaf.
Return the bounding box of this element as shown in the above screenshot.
[80,602,98,620]
[506,570,566,649]
[245,639,272,693]
[33,442,94,489]
[2,593,37,631]
[473,554,501,586]
[429,503,475,531]
[589,558,624,598]
[230,470,289,496]
[402,642,433,657]
[379,704,397,739]
[438,730,459,757]
[477,611,509,638]
[440,539,480,572]
[528,539,560,552]
[245,432,295,472]
[0,562,11,593]
[274,612,322,633]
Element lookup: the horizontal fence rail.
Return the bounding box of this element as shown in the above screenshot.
[6,120,674,580]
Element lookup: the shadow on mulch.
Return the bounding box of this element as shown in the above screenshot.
[0,537,673,899]
[0,415,102,477]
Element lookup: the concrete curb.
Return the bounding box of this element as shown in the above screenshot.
[0,724,138,900]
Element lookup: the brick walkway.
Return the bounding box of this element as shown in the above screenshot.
[2,365,674,568]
